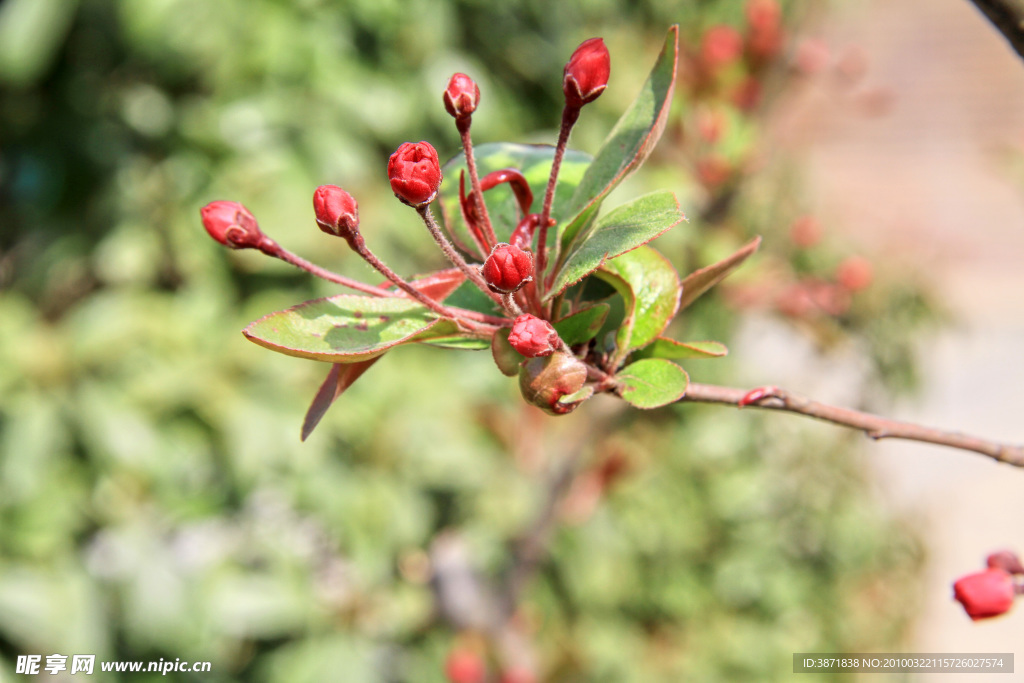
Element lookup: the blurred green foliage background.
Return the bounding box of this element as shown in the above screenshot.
[1,0,935,681]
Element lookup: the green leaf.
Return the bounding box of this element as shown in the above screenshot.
[553,303,610,346]
[547,191,686,298]
[558,25,679,253]
[595,246,682,365]
[678,236,761,311]
[243,295,440,362]
[632,337,728,360]
[616,358,689,409]
[438,142,591,254]
[490,328,522,377]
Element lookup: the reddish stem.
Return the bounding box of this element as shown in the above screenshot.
[457,117,498,249]
[346,234,489,331]
[258,239,395,297]
[535,105,581,296]
[416,205,503,306]
[457,172,490,258]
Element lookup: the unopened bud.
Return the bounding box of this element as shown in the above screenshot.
[700,25,743,72]
[563,37,610,108]
[508,314,559,358]
[313,185,360,240]
[482,243,533,293]
[836,255,873,292]
[444,648,486,683]
[953,568,1016,621]
[443,73,481,120]
[518,351,589,416]
[388,141,443,207]
[200,200,266,250]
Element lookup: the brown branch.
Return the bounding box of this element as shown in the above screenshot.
[969,0,1024,61]
[682,382,1024,467]
[501,447,582,615]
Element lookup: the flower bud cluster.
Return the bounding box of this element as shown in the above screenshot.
[201,35,614,419]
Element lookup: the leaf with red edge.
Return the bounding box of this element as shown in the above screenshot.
[591,244,682,368]
[547,191,686,299]
[616,358,689,409]
[384,267,467,302]
[243,295,442,362]
[632,338,728,360]
[552,303,610,346]
[301,359,380,441]
[678,237,761,311]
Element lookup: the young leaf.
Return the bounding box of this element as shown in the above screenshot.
[547,190,686,298]
[632,337,728,360]
[243,295,441,362]
[552,303,610,346]
[491,328,523,377]
[595,246,682,365]
[395,267,467,301]
[678,236,762,311]
[438,142,591,251]
[301,359,381,441]
[616,358,689,409]
[558,25,679,253]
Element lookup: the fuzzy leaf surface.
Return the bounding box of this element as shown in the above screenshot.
[548,191,685,298]
[553,303,610,346]
[617,358,689,409]
[595,245,681,365]
[243,295,440,362]
[632,338,728,360]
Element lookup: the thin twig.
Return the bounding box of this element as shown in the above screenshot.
[458,118,498,249]
[682,382,1024,467]
[536,105,581,296]
[262,241,397,297]
[501,444,585,615]
[416,205,503,305]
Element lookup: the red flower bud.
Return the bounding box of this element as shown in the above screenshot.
[518,351,589,416]
[388,141,443,207]
[987,550,1024,575]
[789,215,822,249]
[200,200,266,250]
[563,37,610,108]
[508,314,559,358]
[443,73,481,120]
[444,649,486,683]
[313,185,360,239]
[482,243,533,293]
[746,0,781,34]
[836,255,873,292]
[953,568,1016,621]
[700,25,743,71]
